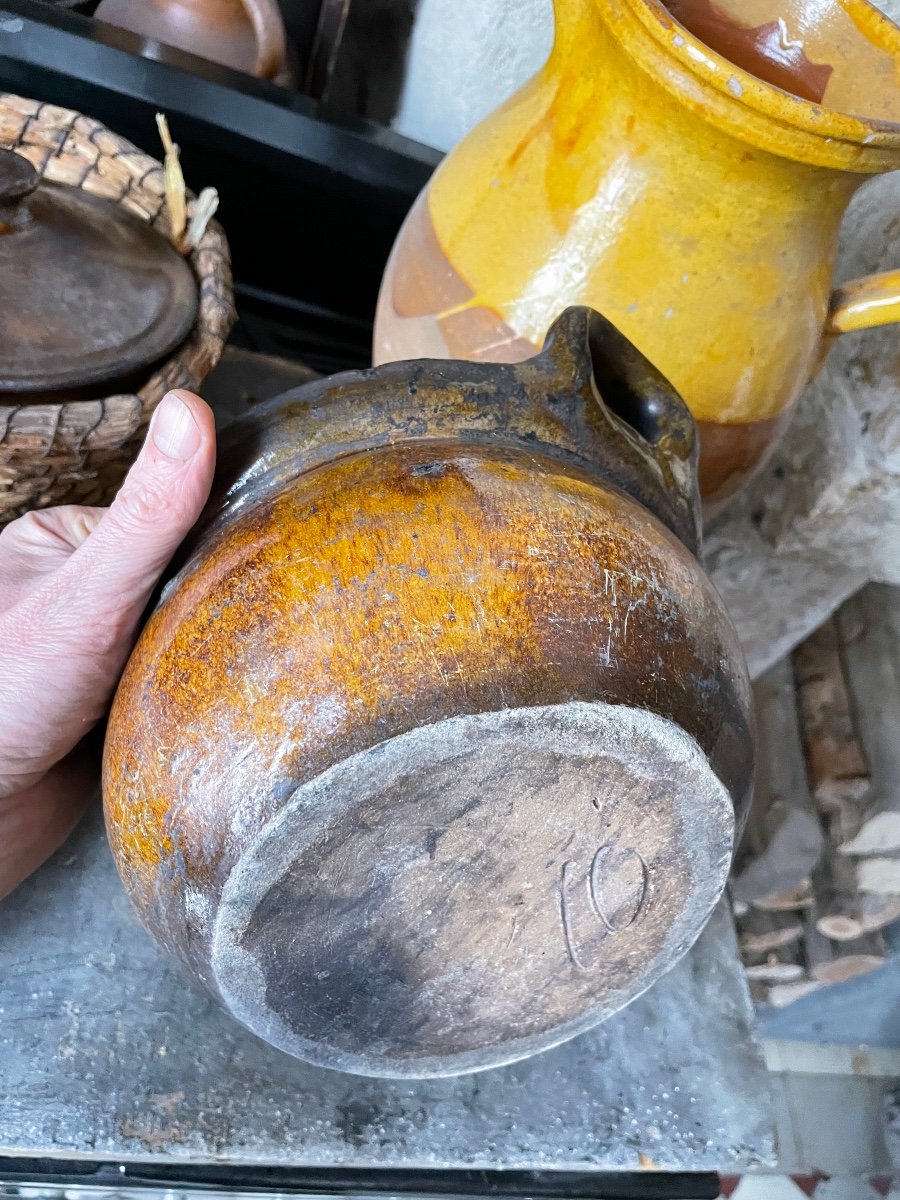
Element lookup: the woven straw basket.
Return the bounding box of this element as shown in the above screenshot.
[0,94,235,526]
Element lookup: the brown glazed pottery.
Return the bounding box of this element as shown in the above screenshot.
[103,307,754,1077]
[0,149,197,405]
[93,0,290,82]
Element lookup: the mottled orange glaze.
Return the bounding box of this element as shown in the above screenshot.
[106,441,748,922]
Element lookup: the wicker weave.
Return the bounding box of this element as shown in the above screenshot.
[0,94,235,525]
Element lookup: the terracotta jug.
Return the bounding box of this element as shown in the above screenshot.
[373,0,900,506]
[104,308,754,1077]
[93,0,289,81]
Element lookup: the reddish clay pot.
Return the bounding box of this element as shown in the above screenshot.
[103,307,753,1078]
[94,0,289,81]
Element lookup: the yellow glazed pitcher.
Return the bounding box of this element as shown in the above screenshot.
[374,0,900,504]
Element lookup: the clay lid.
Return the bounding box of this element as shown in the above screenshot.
[0,149,198,402]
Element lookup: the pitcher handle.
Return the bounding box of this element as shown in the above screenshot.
[826,268,900,336]
[241,0,287,80]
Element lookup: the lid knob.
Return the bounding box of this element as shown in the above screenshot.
[0,149,39,207]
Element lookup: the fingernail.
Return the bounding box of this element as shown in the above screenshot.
[151,392,202,461]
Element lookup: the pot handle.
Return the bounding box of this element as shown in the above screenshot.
[536,308,701,554]
[826,267,900,336]
[241,0,287,80]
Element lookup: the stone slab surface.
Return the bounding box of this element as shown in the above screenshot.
[0,807,774,1171]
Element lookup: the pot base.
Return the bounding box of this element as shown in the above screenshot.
[211,700,733,1077]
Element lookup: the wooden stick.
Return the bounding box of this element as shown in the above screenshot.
[754,880,814,911]
[816,914,863,942]
[155,113,186,249]
[792,616,870,812]
[732,660,823,907]
[811,955,885,985]
[859,893,900,933]
[835,589,900,922]
[736,593,900,994]
[741,923,803,956]
[793,612,885,950]
[746,961,806,983]
[836,589,900,834]
[803,905,836,973]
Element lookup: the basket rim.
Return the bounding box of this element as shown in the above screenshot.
[0,92,234,419]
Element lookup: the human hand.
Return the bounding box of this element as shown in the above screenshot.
[0,390,216,900]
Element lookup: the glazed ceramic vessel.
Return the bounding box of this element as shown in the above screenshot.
[94,0,289,81]
[374,0,900,505]
[104,307,753,1078]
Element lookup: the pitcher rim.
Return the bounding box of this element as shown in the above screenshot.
[606,0,900,170]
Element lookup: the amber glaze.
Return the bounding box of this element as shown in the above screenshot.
[104,308,754,1077]
[373,0,900,506]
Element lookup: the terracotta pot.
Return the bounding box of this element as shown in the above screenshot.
[93,0,289,81]
[373,0,900,508]
[103,307,754,1077]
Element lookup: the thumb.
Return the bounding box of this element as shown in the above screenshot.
[63,389,216,624]
[0,391,216,795]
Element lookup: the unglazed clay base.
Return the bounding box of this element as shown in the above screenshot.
[212,701,733,1077]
